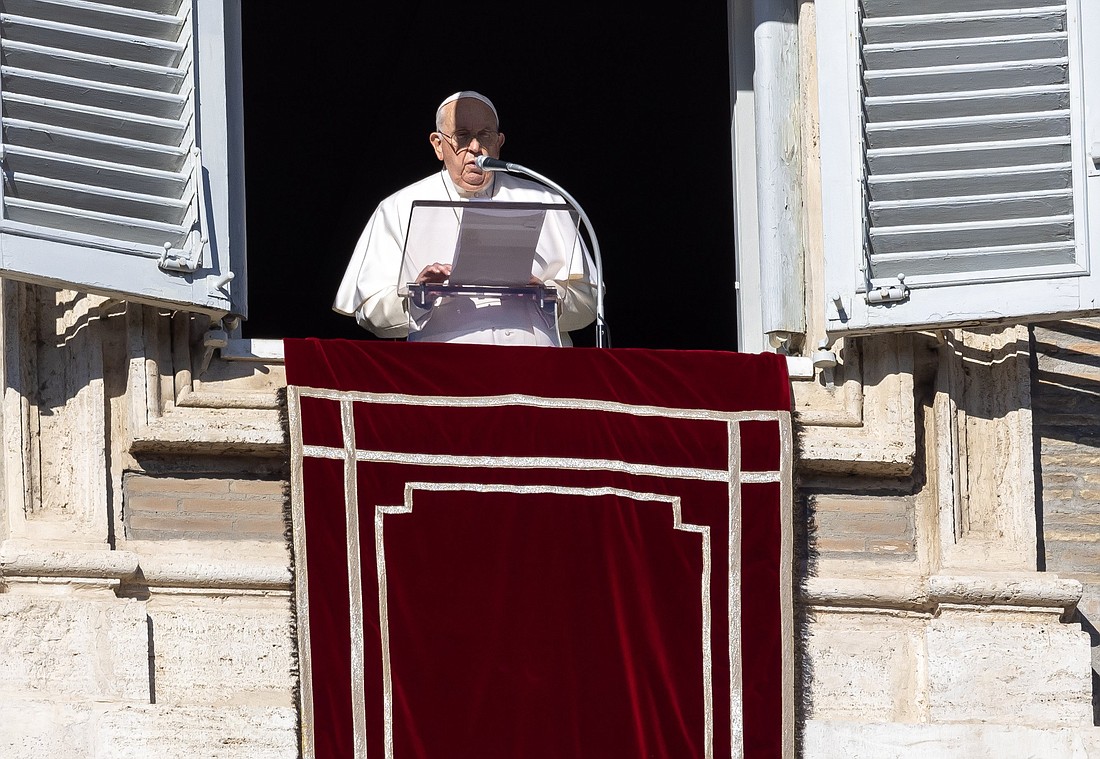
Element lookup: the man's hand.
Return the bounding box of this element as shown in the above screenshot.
[416,263,452,284]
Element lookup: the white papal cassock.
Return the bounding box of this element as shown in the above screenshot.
[333,170,598,346]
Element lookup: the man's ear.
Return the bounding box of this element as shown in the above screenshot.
[496,132,505,152]
[429,132,444,161]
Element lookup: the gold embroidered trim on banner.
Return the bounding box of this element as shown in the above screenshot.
[302,446,730,483]
[288,389,794,759]
[342,398,369,759]
[287,387,317,759]
[296,386,783,424]
[778,411,795,759]
[727,420,744,759]
[371,482,714,759]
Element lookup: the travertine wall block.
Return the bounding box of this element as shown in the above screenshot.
[806,610,926,722]
[0,592,148,702]
[0,701,298,759]
[926,611,1093,727]
[805,721,1100,758]
[146,593,294,706]
[0,700,92,757]
[93,704,297,759]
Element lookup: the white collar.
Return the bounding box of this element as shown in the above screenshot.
[443,169,496,200]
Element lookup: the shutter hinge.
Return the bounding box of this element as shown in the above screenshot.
[159,147,209,274]
[158,230,205,273]
[866,274,909,305]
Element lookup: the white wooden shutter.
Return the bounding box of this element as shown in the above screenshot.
[0,0,245,316]
[819,0,1100,334]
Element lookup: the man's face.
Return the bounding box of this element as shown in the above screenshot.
[430,98,505,194]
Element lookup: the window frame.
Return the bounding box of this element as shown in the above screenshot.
[818,0,1100,336]
[0,0,246,318]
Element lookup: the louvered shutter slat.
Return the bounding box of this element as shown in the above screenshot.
[863,33,1067,69]
[3,145,188,197]
[870,216,1074,254]
[88,0,181,15]
[866,0,1049,17]
[3,94,189,145]
[866,86,1070,122]
[864,59,1070,97]
[869,241,1077,277]
[5,197,187,246]
[3,68,188,118]
[859,0,1078,284]
[0,0,196,253]
[0,14,185,66]
[2,41,189,91]
[5,120,188,171]
[1,0,185,39]
[868,163,1073,201]
[12,174,189,224]
[866,112,1070,149]
[864,9,1068,45]
[869,189,1073,227]
[866,136,1071,174]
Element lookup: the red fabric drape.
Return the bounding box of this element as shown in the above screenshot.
[286,340,791,758]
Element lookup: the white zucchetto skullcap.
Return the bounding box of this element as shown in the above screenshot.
[436,91,499,124]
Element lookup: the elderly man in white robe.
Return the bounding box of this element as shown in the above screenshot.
[333,91,598,346]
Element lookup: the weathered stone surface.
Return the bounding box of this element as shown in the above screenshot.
[94,704,297,759]
[1033,318,1100,702]
[805,611,925,722]
[807,494,917,561]
[805,720,1100,758]
[0,593,148,701]
[0,701,92,757]
[0,701,298,759]
[146,593,294,706]
[926,612,1093,727]
[123,473,287,541]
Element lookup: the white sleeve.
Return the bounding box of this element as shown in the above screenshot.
[332,199,411,338]
[535,209,598,333]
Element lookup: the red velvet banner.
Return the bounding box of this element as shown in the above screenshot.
[286,340,793,759]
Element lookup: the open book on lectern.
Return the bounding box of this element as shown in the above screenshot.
[397,200,582,295]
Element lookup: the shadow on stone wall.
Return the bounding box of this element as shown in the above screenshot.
[1030,319,1100,726]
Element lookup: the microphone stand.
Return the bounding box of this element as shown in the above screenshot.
[476,156,608,348]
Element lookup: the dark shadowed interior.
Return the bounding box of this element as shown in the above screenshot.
[240,3,737,350]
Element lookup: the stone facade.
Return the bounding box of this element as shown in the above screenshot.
[3,3,1100,758]
[784,5,1100,754]
[0,283,297,757]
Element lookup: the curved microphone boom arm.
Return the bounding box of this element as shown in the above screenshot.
[475,155,607,348]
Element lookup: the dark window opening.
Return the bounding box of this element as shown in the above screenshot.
[241,3,737,350]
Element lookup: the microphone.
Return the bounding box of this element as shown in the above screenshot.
[470,154,609,348]
[475,155,519,172]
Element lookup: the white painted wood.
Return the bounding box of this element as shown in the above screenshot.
[818,0,866,324]
[753,0,804,338]
[0,0,245,316]
[820,0,1100,334]
[729,0,765,352]
[1083,0,1100,273]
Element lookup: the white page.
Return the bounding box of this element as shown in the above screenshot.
[448,206,546,286]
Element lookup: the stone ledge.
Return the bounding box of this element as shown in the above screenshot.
[803,573,1083,617]
[0,700,297,759]
[0,542,291,591]
[804,720,1100,758]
